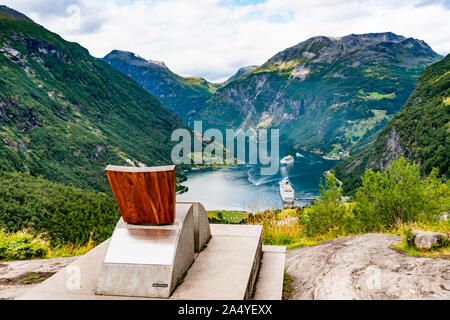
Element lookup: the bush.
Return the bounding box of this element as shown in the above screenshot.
[353,157,449,232]
[298,157,449,238]
[246,208,309,245]
[0,229,48,260]
[403,229,415,248]
[302,172,347,236]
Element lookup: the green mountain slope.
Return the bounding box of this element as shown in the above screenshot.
[103,50,220,124]
[195,33,442,158]
[334,54,450,193]
[0,10,185,193]
[0,5,33,22]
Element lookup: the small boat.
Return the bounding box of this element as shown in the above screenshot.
[280,155,294,165]
[295,152,303,158]
[279,177,295,204]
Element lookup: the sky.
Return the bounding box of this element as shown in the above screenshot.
[3,0,450,82]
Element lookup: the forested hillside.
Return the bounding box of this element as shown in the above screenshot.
[0,10,187,193]
[335,54,450,193]
[0,171,120,245]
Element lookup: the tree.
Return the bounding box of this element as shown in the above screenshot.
[354,157,427,231]
[302,172,346,236]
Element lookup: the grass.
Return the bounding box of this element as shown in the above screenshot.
[207,210,248,224]
[0,229,95,261]
[247,207,356,248]
[20,274,40,282]
[359,90,396,100]
[391,220,450,258]
[285,239,322,250]
[175,269,189,289]
[19,273,53,283]
[46,234,95,258]
[392,242,450,259]
[200,235,211,251]
[282,270,294,300]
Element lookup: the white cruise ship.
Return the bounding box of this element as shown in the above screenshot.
[279,177,295,204]
[280,155,294,165]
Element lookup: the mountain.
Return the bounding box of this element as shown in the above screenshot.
[194,32,442,158]
[0,5,33,22]
[224,65,258,84]
[0,9,187,193]
[103,50,220,124]
[334,54,450,193]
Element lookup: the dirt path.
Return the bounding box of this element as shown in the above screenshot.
[0,256,78,300]
[286,233,450,300]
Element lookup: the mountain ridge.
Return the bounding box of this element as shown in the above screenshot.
[0,5,33,22]
[194,32,442,158]
[103,49,220,124]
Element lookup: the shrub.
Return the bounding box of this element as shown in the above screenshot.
[352,157,447,232]
[403,228,415,248]
[0,229,48,261]
[440,235,450,248]
[302,172,347,236]
[246,208,306,245]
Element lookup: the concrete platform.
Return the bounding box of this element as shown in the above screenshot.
[253,246,286,300]
[171,224,262,300]
[17,224,270,300]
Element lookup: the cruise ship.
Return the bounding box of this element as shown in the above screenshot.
[280,155,294,165]
[279,177,295,204]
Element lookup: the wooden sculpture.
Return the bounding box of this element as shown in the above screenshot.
[105,165,176,225]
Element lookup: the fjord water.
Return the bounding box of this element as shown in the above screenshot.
[176,151,338,212]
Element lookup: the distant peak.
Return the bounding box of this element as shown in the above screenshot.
[104,50,167,68]
[0,5,33,22]
[224,65,259,84]
[266,31,438,65]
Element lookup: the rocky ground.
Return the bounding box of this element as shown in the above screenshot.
[0,256,77,299]
[286,233,450,299]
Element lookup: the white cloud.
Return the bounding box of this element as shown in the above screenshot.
[3,0,450,82]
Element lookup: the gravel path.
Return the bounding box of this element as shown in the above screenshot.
[0,256,78,300]
[286,233,450,299]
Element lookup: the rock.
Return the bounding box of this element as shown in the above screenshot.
[93,144,104,157]
[286,233,450,300]
[0,256,77,300]
[411,231,448,249]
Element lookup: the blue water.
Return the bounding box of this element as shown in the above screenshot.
[176,151,338,212]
